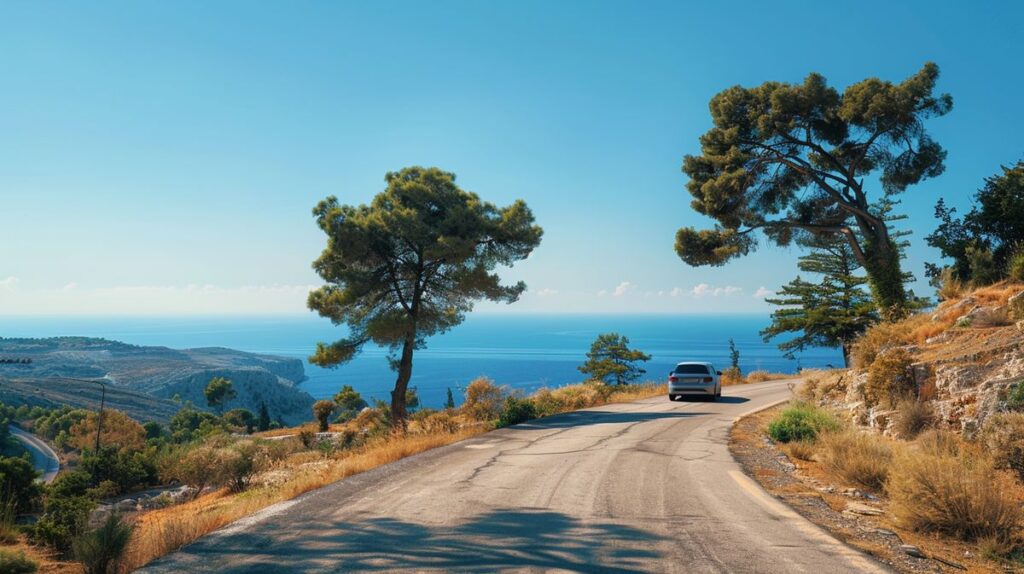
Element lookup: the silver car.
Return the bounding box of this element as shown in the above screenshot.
[668,361,722,401]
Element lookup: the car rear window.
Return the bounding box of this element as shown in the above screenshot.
[674,364,710,374]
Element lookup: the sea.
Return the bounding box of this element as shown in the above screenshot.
[1,314,842,409]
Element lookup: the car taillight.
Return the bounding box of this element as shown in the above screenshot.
[703,377,712,383]
[669,375,678,382]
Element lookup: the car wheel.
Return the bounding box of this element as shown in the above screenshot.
[668,394,677,401]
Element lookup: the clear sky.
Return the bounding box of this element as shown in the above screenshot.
[1,1,1021,315]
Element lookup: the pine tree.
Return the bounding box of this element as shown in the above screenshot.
[445,388,455,409]
[578,333,651,386]
[257,401,271,432]
[761,236,878,367]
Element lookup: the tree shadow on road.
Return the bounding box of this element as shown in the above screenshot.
[505,409,711,429]
[192,508,666,573]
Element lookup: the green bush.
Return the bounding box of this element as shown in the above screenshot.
[497,397,537,428]
[0,550,38,574]
[33,494,95,551]
[73,513,133,574]
[1007,245,1024,282]
[767,402,840,443]
[1006,383,1024,412]
[0,455,41,513]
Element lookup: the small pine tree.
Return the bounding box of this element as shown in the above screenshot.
[728,339,740,372]
[578,333,651,386]
[203,377,236,415]
[445,388,455,409]
[257,402,271,432]
[761,236,878,367]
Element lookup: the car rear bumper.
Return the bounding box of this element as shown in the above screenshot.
[669,384,715,395]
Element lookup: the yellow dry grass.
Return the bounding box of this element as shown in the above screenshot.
[745,370,791,383]
[120,381,667,571]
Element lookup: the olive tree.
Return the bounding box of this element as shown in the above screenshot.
[309,167,542,430]
[677,63,952,319]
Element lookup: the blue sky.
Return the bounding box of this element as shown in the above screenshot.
[1,1,1021,315]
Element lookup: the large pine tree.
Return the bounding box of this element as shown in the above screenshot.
[760,237,878,367]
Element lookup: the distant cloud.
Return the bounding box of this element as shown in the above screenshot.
[754,286,774,299]
[532,288,558,298]
[0,283,320,315]
[596,289,608,297]
[613,281,633,297]
[669,287,685,297]
[691,283,743,297]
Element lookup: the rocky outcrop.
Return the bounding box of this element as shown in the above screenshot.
[0,337,314,425]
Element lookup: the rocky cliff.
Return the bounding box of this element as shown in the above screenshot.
[0,337,315,425]
[809,283,1024,437]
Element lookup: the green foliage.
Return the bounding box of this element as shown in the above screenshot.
[48,471,93,499]
[767,402,841,443]
[79,446,157,494]
[727,338,740,371]
[169,407,224,443]
[332,385,367,422]
[308,166,542,428]
[497,397,537,428]
[0,455,41,513]
[927,161,1024,284]
[34,406,90,443]
[445,388,456,409]
[223,409,255,434]
[1006,383,1024,412]
[203,377,236,414]
[762,236,878,366]
[33,494,96,551]
[142,421,165,441]
[578,333,651,386]
[1007,245,1024,282]
[312,400,335,432]
[0,550,38,574]
[73,513,133,574]
[677,64,952,316]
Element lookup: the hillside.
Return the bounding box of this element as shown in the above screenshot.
[809,282,1024,435]
[0,337,315,425]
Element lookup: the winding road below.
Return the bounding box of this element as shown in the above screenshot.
[9,425,60,483]
[141,380,888,573]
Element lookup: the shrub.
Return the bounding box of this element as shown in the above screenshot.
[982,412,1024,482]
[1006,383,1024,412]
[818,429,894,491]
[312,401,335,432]
[720,367,744,386]
[461,378,505,422]
[297,428,316,449]
[1008,246,1024,282]
[73,513,133,574]
[864,349,915,408]
[892,399,935,439]
[419,412,460,435]
[0,455,41,513]
[169,445,222,496]
[220,440,270,493]
[783,441,816,462]
[889,436,1022,547]
[0,550,38,574]
[497,397,537,428]
[33,494,96,551]
[0,493,17,545]
[851,320,916,369]
[766,402,840,443]
[746,370,786,383]
[935,266,965,301]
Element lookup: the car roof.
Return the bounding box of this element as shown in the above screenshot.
[675,361,713,366]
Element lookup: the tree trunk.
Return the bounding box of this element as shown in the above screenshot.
[841,344,851,369]
[390,333,415,431]
[860,234,908,321]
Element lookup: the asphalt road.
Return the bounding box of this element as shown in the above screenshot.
[9,424,60,483]
[141,380,888,573]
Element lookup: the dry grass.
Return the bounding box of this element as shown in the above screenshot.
[891,398,935,439]
[864,348,915,408]
[888,432,1023,550]
[719,367,745,386]
[851,315,928,368]
[782,440,816,461]
[745,370,791,383]
[120,428,483,571]
[817,429,896,492]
